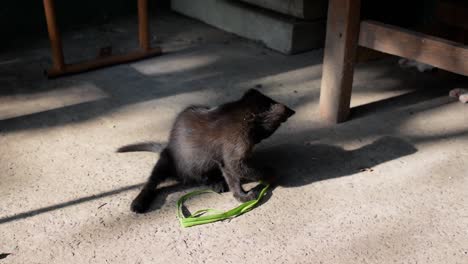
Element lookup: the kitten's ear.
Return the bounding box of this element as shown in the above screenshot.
[243,88,261,98]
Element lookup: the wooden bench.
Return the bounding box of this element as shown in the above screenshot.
[319,0,468,123]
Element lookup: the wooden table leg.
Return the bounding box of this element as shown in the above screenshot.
[319,0,361,123]
[138,0,150,51]
[43,0,65,72]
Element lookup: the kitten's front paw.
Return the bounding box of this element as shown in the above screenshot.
[131,200,147,214]
[130,189,155,214]
[235,189,259,202]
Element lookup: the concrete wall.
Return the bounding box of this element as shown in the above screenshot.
[238,0,327,19]
[172,0,325,54]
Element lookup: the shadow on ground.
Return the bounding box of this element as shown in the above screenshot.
[138,136,418,214]
[253,136,417,188]
[0,135,417,224]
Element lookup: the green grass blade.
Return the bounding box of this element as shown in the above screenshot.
[177,183,269,228]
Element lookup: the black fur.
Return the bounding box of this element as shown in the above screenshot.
[118,89,295,213]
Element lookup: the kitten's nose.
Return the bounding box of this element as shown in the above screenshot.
[285,106,295,117]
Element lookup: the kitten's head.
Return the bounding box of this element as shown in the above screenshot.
[241,89,295,143]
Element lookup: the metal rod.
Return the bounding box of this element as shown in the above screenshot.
[43,0,65,71]
[47,47,162,78]
[138,0,150,51]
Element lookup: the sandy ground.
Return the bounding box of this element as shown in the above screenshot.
[1,12,467,264]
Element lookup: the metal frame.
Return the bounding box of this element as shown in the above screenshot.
[42,0,162,78]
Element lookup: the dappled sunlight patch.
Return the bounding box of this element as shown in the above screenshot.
[131,53,219,76]
[240,65,322,93]
[287,102,320,124]
[398,101,468,142]
[351,88,411,108]
[0,83,108,121]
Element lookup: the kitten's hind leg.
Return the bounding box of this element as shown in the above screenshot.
[204,169,228,193]
[131,149,174,213]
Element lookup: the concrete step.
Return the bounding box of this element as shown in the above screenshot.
[171,0,325,54]
[237,0,327,20]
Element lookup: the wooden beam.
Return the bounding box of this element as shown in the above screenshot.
[319,0,361,124]
[359,20,468,76]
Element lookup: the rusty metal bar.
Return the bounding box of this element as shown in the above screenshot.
[42,0,162,78]
[47,47,162,78]
[138,0,150,51]
[43,0,65,71]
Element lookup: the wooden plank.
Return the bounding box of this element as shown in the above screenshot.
[319,0,361,123]
[359,20,468,76]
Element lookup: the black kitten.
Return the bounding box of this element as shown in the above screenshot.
[118,89,295,213]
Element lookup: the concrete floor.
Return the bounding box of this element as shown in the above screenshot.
[1,12,467,264]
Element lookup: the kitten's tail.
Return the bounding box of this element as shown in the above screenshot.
[131,148,174,213]
[117,142,165,153]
